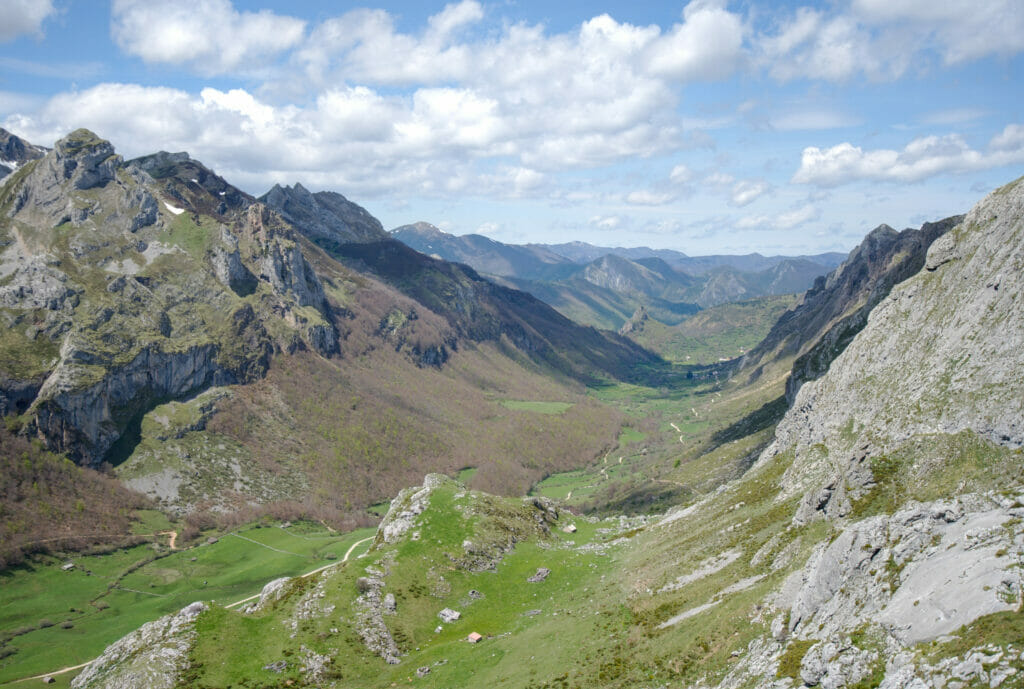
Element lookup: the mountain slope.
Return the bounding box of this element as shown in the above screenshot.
[738,216,962,399]
[765,177,1024,515]
[267,197,662,384]
[1,131,336,465]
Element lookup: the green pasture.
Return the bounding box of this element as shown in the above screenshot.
[0,523,375,685]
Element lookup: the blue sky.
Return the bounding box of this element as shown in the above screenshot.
[1,1,1022,254]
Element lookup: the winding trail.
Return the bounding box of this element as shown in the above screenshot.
[224,535,374,610]
[158,530,178,549]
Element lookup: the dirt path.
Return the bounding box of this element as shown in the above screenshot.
[668,423,685,444]
[224,535,374,610]
[13,661,92,683]
[158,530,178,549]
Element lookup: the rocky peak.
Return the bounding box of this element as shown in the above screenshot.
[51,129,121,190]
[130,150,190,174]
[393,221,449,239]
[260,183,387,245]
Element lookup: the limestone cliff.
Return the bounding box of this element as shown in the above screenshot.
[759,177,1024,515]
[0,130,335,465]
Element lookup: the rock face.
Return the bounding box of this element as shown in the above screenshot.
[761,178,1024,506]
[0,130,339,465]
[70,601,207,689]
[740,216,960,401]
[378,473,451,544]
[260,183,388,246]
[778,494,1024,646]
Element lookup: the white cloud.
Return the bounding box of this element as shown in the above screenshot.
[111,0,305,75]
[736,203,819,230]
[759,0,1024,82]
[730,180,770,206]
[626,190,676,205]
[775,203,820,229]
[590,215,622,230]
[792,125,1024,187]
[0,90,44,118]
[2,83,554,202]
[852,0,1024,64]
[990,124,1024,152]
[646,1,745,81]
[669,164,694,185]
[703,172,735,188]
[759,9,891,81]
[0,0,55,42]
[771,110,860,131]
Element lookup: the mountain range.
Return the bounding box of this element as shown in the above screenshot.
[392,222,847,329]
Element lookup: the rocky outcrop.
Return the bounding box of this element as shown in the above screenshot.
[761,179,1024,506]
[0,253,79,311]
[778,494,1023,645]
[717,491,1024,689]
[234,203,338,356]
[378,473,451,545]
[353,565,402,664]
[5,129,159,234]
[70,601,207,689]
[260,183,388,246]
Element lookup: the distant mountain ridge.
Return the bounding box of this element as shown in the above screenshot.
[392,222,846,330]
[530,238,847,275]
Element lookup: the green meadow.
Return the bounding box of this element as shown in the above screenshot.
[0,523,375,685]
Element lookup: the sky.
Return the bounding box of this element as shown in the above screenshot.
[0,1,1022,255]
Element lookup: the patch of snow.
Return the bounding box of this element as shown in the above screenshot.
[190,178,198,184]
[218,191,226,196]
[163,201,185,215]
